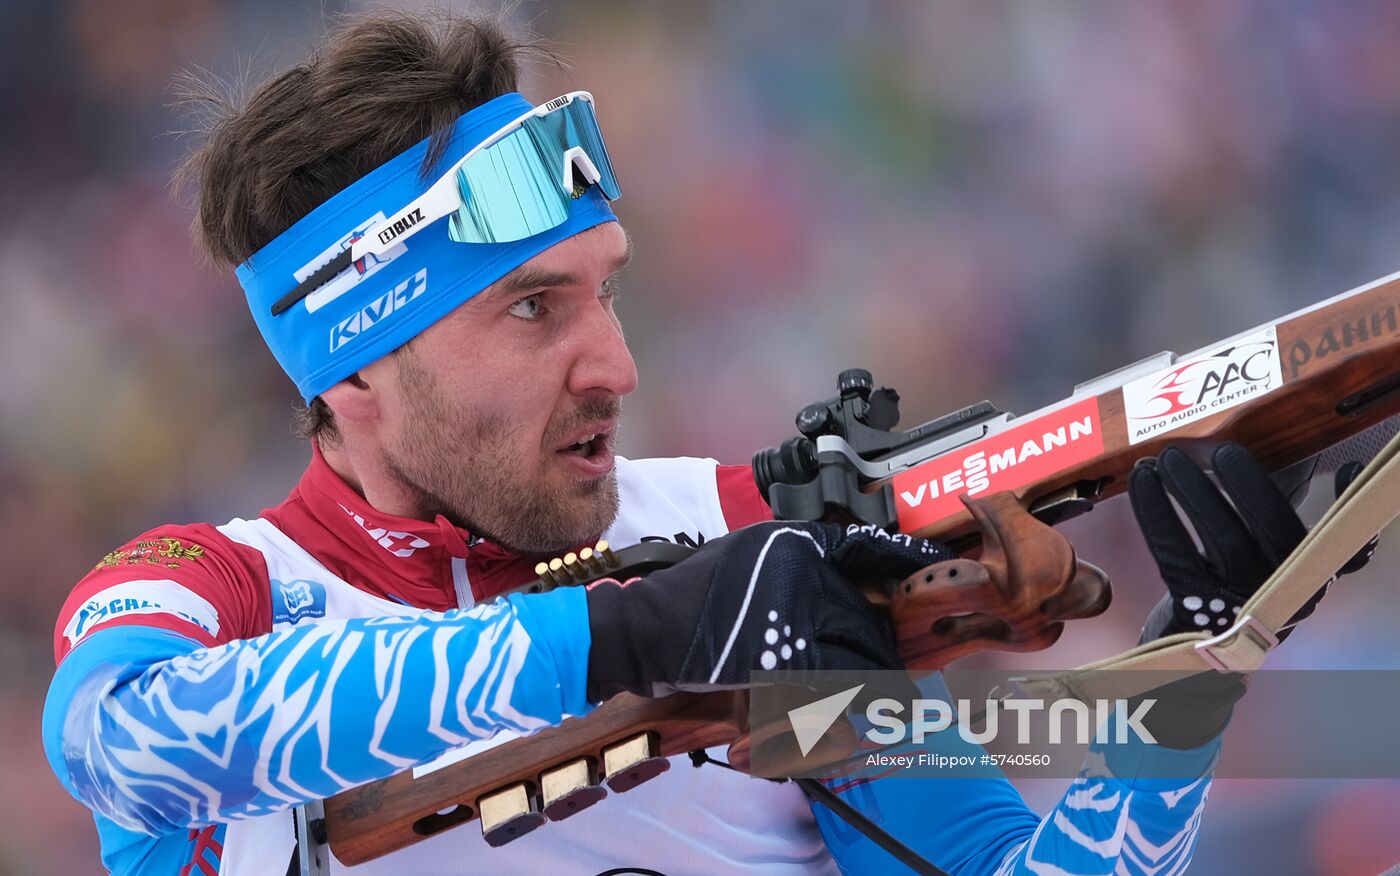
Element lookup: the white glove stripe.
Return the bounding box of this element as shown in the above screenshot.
[707,527,824,684]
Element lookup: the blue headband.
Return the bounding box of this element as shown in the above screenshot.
[237,92,618,403]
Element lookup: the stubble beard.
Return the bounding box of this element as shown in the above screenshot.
[383,353,621,556]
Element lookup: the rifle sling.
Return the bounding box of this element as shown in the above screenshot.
[1013,426,1400,703]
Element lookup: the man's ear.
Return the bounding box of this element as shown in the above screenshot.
[321,367,381,426]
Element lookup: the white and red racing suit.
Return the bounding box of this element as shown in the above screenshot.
[44,446,1217,875]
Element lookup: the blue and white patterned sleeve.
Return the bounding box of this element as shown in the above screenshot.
[41,588,592,836]
[987,738,1216,876]
[814,674,1218,876]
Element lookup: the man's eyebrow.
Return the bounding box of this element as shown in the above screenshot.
[616,230,635,273]
[490,231,634,297]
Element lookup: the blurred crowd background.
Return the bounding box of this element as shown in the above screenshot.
[3,1,1400,873]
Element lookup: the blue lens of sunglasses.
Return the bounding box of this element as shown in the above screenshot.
[448,97,620,245]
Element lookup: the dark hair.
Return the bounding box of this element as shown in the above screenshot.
[175,11,556,442]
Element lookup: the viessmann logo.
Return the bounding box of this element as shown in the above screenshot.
[890,398,1102,533]
[1122,327,1283,445]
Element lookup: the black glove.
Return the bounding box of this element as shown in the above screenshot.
[585,522,950,701]
[1131,443,1373,643]
[1127,443,1375,748]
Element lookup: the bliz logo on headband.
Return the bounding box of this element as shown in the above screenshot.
[377,208,424,245]
[296,211,408,314]
[329,268,429,352]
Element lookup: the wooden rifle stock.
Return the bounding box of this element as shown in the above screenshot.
[321,271,1400,865]
[324,494,1108,864]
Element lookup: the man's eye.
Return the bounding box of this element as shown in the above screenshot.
[507,294,545,320]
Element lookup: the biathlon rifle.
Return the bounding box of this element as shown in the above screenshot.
[314,268,1400,867]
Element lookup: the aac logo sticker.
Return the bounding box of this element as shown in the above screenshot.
[273,578,327,625]
[1122,326,1283,445]
[295,211,408,315]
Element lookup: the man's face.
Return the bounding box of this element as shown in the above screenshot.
[372,222,638,556]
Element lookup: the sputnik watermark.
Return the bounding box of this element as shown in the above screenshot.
[865,695,1157,746]
[757,669,1400,779]
[787,685,1159,754]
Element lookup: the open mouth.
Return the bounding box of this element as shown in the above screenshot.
[557,427,614,461]
[553,419,618,477]
[562,432,605,457]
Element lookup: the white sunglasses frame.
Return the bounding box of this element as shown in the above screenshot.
[271,91,607,316]
[354,91,605,263]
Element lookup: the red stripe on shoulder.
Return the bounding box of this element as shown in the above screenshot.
[715,464,773,532]
[54,522,272,664]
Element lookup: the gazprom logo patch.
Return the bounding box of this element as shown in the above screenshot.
[272,578,327,625]
[62,580,221,647]
[329,268,429,353]
[296,211,408,315]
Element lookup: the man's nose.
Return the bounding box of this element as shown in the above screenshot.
[567,301,638,399]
